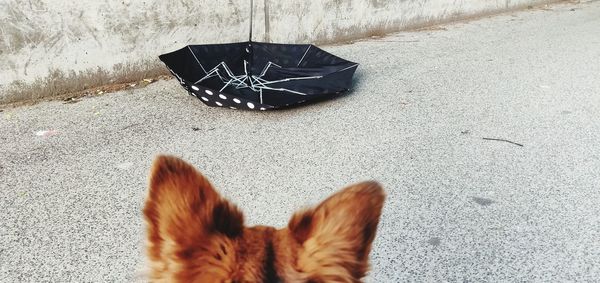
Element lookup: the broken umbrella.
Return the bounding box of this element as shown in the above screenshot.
[158,0,358,110]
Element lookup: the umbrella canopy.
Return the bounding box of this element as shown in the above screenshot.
[159,42,358,110]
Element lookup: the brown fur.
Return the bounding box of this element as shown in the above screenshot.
[143,155,385,282]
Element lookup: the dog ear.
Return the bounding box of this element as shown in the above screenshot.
[143,155,243,281]
[287,181,385,281]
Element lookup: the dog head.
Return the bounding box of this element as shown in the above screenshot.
[143,155,385,282]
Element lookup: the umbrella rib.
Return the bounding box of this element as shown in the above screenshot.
[194,67,228,84]
[250,77,308,96]
[220,79,235,92]
[194,70,219,84]
[258,62,282,78]
[297,45,311,67]
[169,69,185,84]
[187,46,208,74]
[337,63,359,73]
[219,62,249,87]
[257,85,308,96]
[243,60,255,89]
[215,70,231,83]
[219,62,238,79]
[252,75,322,86]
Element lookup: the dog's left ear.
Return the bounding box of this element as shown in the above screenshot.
[143,155,243,281]
[286,181,385,281]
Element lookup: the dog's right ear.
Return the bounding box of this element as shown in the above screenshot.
[285,181,385,282]
[143,155,243,282]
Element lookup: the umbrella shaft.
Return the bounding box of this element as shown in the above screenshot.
[249,0,253,42]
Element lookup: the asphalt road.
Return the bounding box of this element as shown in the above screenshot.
[1,1,600,282]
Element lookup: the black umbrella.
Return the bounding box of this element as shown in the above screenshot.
[158,0,358,110]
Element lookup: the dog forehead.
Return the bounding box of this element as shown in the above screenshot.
[231,226,280,282]
[237,226,277,260]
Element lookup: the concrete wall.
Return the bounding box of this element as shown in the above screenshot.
[0,0,555,103]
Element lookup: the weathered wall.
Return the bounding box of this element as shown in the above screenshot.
[0,0,555,103]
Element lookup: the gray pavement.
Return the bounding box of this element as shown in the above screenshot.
[2,1,600,282]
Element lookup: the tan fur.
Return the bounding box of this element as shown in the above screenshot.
[143,155,385,282]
